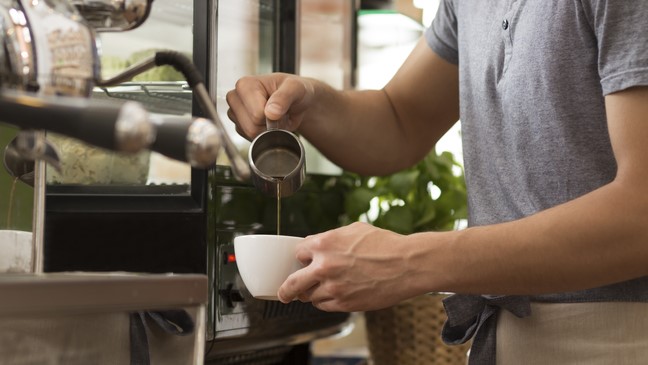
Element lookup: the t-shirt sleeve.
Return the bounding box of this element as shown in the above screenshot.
[424,0,459,65]
[582,0,648,95]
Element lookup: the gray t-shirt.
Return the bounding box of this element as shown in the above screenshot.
[427,0,648,226]
[425,0,648,363]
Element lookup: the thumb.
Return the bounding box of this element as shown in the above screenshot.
[264,77,311,121]
[264,101,285,122]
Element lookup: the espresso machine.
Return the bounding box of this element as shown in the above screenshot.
[0,1,217,363]
[1,0,355,364]
[0,0,240,271]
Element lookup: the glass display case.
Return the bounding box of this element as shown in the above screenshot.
[46,0,194,190]
[44,0,206,276]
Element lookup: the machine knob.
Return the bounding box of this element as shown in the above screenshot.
[218,283,244,308]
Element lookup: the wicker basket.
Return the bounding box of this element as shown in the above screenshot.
[364,293,471,365]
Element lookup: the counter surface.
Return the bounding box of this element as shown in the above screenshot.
[0,272,207,317]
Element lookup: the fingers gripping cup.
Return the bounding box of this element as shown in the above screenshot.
[234,234,303,300]
[249,128,305,197]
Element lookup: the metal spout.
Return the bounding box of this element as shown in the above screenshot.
[71,0,154,32]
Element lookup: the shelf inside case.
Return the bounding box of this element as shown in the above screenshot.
[92,82,193,116]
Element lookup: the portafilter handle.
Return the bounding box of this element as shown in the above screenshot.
[0,90,220,168]
[0,91,153,153]
[149,115,220,169]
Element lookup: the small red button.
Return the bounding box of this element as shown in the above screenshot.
[227,253,236,264]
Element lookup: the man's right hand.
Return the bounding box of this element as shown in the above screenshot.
[226,73,315,141]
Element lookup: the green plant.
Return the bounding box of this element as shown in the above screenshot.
[339,149,469,365]
[341,150,467,234]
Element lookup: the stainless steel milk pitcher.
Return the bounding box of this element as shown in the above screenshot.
[248,124,305,198]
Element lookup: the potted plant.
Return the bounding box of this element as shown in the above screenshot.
[341,149,470,365]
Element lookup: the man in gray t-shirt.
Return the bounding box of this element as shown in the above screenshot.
[227,0,648,363]
[425,2,648,362]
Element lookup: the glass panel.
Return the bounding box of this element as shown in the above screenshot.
[298,0,356,175]
[46,0,194,191]
[300,0,355,90]
[213,0,276,167]
[206,0,278,340]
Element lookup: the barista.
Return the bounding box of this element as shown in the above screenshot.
[226,1,648,363]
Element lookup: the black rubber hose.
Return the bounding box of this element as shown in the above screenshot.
[154,51,204,88]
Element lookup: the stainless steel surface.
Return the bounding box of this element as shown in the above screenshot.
[186,118,221,168]
[0,272,207,364]
[0,90,156,154]
[3,137,35,187]
[71,0,153,32]
[1,0,98,276]
[20,0,98,97]
[0,272,208,316]
[249,129,305,197]
[114,101,156,152]
[0,0,37,90]
[3,131,61,187]
[31,156,44,274]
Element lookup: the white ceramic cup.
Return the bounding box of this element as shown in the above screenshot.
[234,234,303,300]
[0,230,33,273]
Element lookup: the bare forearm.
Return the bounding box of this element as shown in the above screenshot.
[299,39,460,176]
[413,179,648,296]
[298,82,424,175]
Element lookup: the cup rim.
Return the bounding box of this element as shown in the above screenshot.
[234,234,303,240]
[0,229,33,236]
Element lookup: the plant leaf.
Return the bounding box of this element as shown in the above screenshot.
[344,187,375,220]
[378,205,414,234]
[414,198,437,228]
[388,170,419,200]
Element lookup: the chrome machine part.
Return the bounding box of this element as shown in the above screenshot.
[3,131,62,187]
[0,90,155,153]
[70,0,153,32]
[148,113,220,168]
[3,140,35,186]
[18,0,98,97]
[0,0,101,97]
[0,0,100,94]
[14,0,99,274]
[114,101,156,153]
[3,136,36,188]
[185,117,221,169]
[0,0,37,90]
[248,129,306,198]
[0,90,220,167]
